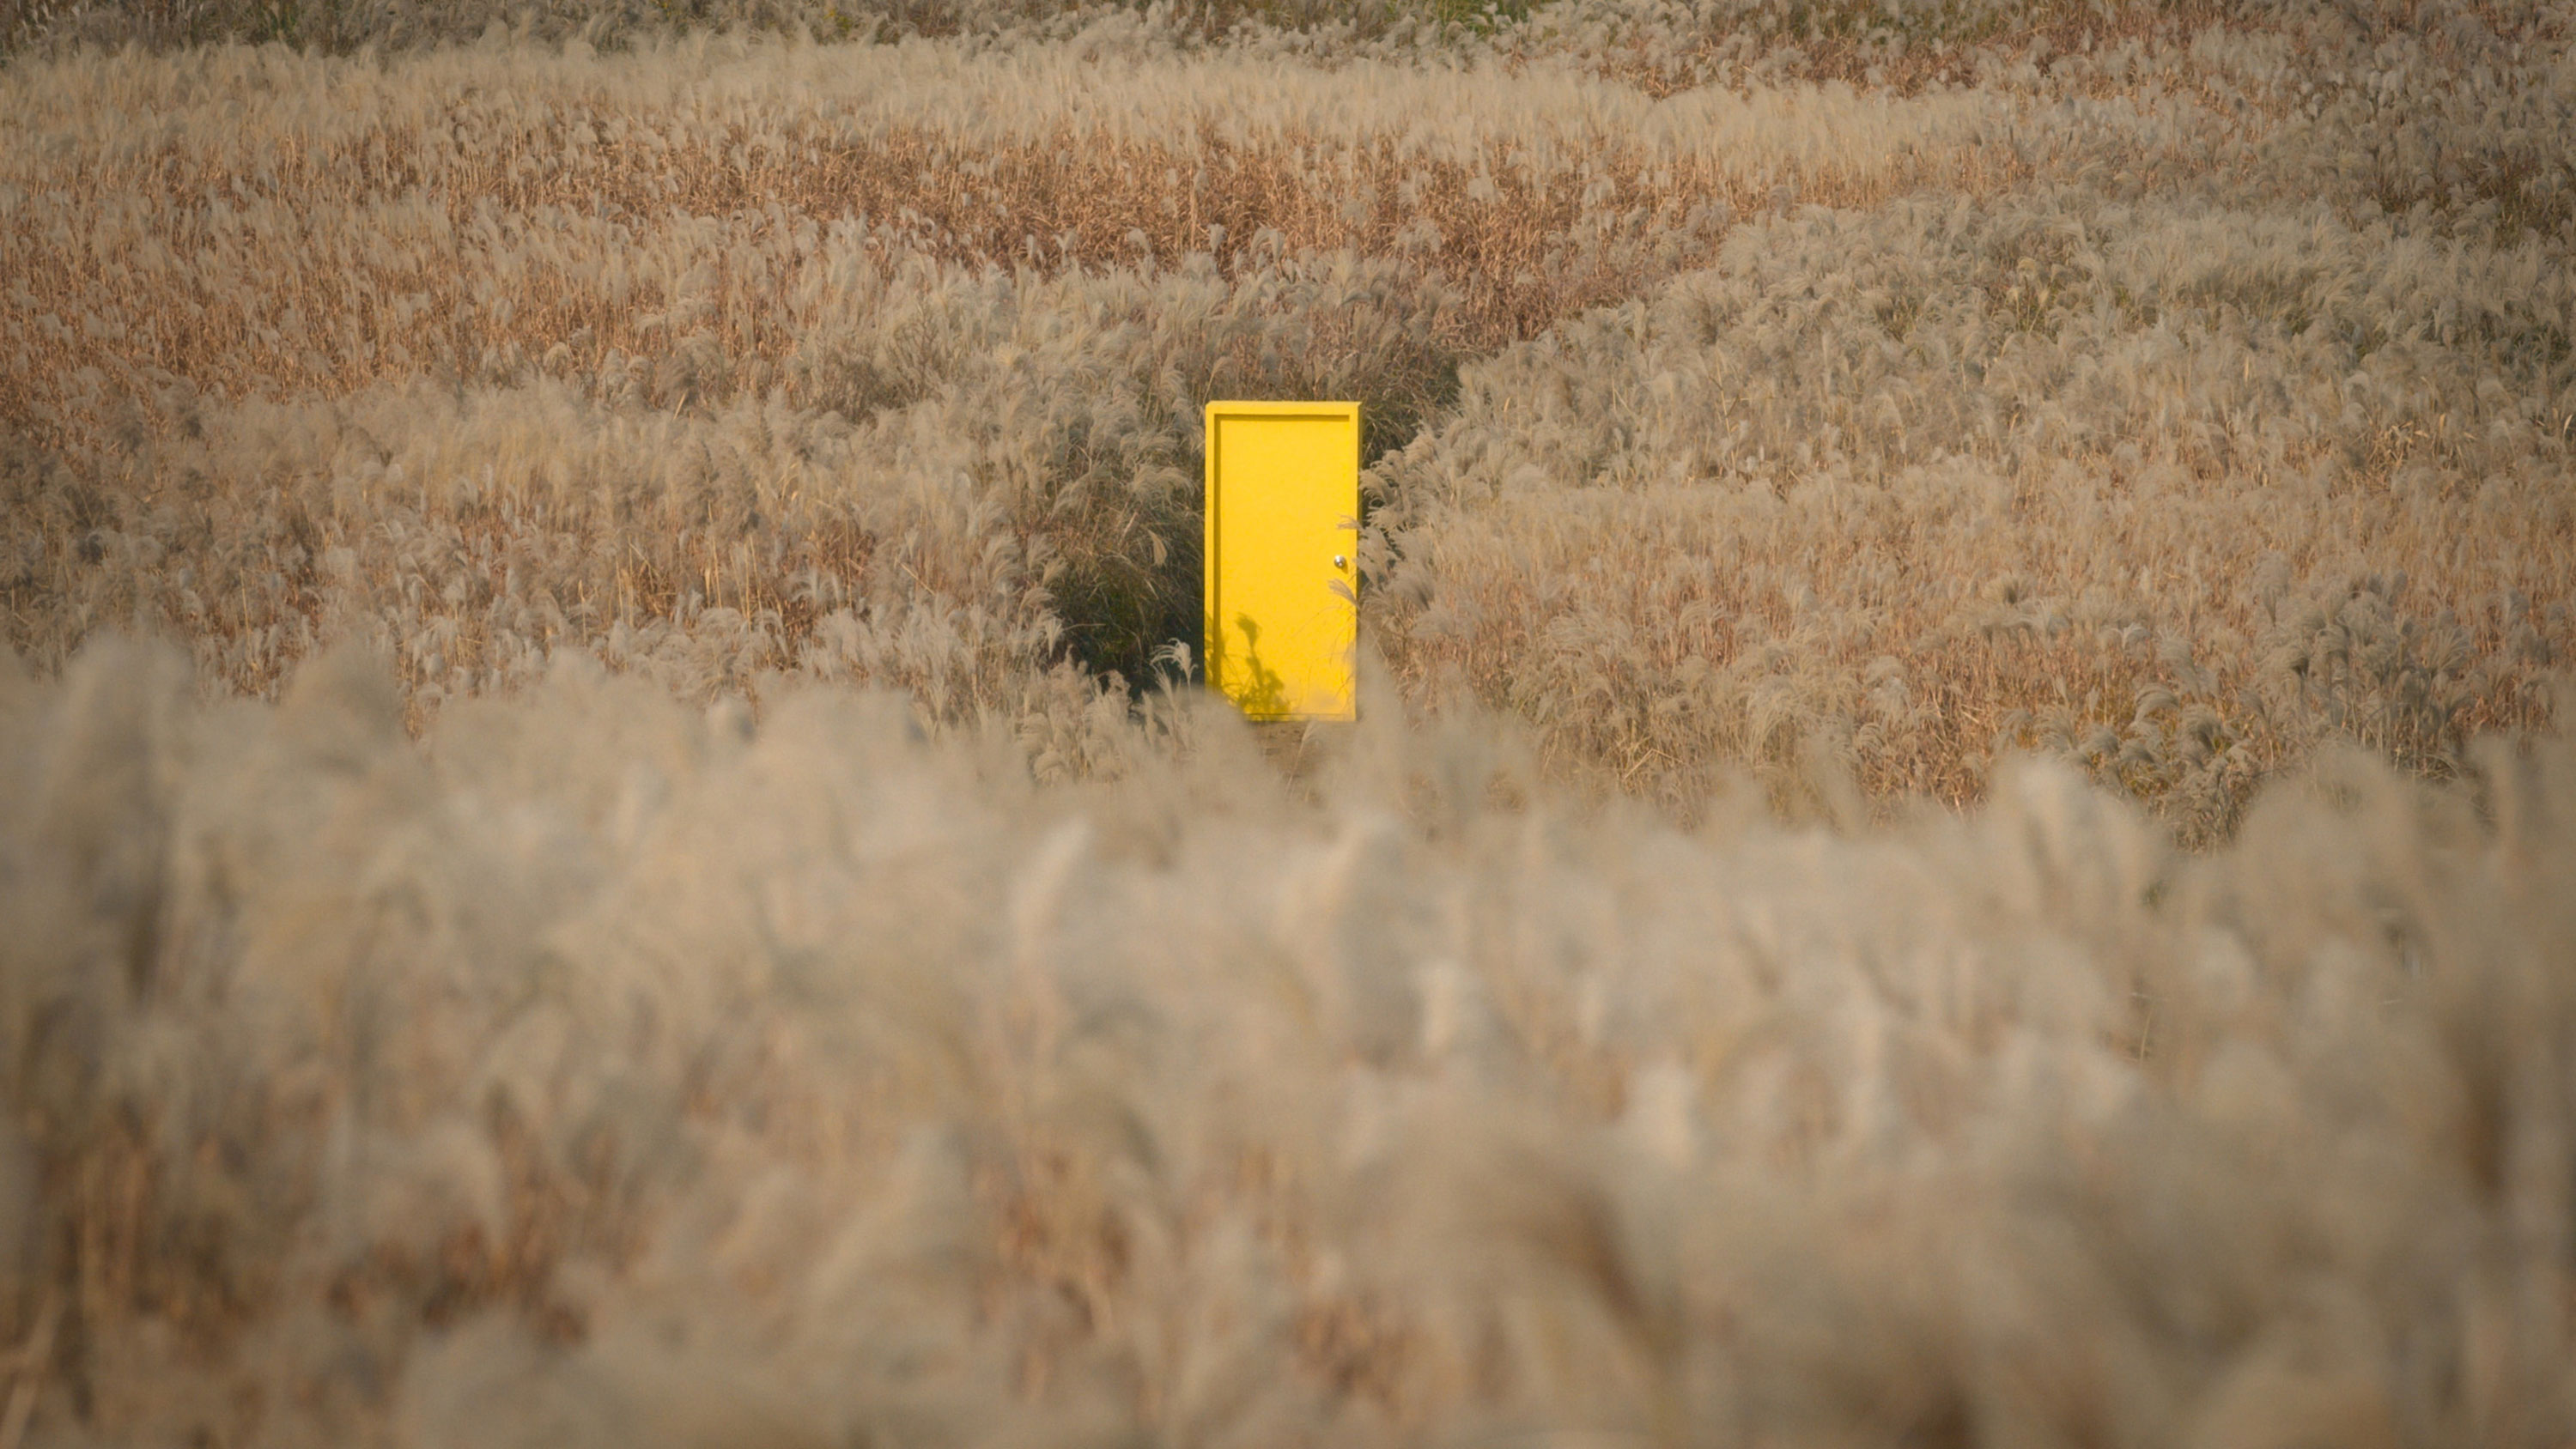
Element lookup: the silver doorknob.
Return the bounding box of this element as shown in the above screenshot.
[1333,555,1348,568]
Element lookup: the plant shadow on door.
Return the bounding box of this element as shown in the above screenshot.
[1224,614,1293,717]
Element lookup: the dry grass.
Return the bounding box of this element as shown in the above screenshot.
[1369,190,2576,841]
[0,32,2042,713]
[8,15,2562,832]
[0,36,2026,438]
[3,637,2575,1448]
[4,4,2576,1443]
[1362,3,2576,840]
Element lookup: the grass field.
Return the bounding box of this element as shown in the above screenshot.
[3,0,2575,1444]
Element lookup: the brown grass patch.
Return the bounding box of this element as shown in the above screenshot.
[3,112,2033,458]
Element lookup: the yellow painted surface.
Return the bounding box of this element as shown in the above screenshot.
[1204,401,1360,720]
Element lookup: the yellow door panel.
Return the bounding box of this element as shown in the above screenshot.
[1204,401,1360,720]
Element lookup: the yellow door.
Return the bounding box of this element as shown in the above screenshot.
[1203,401,1360,720]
